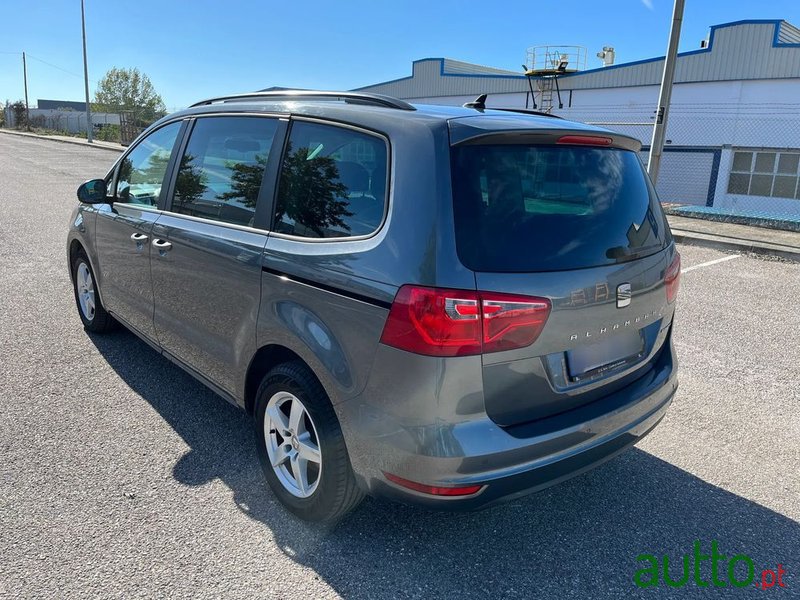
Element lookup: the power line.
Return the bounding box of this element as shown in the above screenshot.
[26,54,99,84]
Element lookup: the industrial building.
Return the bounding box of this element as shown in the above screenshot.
[357,20,800,217]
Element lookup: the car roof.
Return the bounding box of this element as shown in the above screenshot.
[153,97,636,149]
[164,99,575,128]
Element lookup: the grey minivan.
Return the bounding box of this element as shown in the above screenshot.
[67,91,679,522]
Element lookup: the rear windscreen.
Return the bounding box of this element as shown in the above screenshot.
[451,144,670,272]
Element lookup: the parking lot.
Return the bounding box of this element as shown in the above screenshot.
[1,133,798,599]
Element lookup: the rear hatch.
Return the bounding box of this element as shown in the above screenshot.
[449,116,678,426]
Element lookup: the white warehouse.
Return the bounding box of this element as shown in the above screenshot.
[357,20,800,218]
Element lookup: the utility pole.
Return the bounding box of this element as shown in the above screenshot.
[647,0,685,185]
[81,0,93,143]
[22,52,30,130]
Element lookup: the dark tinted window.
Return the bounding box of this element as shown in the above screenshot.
[274,121,388,238]
[451,144,670,272]
[116,121,181,206]
[171,117,278,227]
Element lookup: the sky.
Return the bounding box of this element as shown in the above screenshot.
[1,0,799,111]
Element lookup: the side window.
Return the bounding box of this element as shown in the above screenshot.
[115,121,182,206]
[171,117,279,227]
[274,121,388,238]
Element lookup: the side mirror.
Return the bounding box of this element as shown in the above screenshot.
[77,179,108,204]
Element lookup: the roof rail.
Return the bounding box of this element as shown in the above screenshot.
[189,90,416,111]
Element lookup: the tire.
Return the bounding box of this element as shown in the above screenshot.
[71,249,116,333]
[254,361,364,522]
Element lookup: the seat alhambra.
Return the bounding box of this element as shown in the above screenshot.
[68,91,679,521]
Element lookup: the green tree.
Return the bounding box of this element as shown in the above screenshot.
[274,144,352,237]
[217,155,268,208]
[10,100,27,129]
[93,67,166,127]
[174,154,208,206]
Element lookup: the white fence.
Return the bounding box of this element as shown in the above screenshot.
[3,108,120,133]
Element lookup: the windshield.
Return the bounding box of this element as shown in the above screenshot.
[451,143,671,272]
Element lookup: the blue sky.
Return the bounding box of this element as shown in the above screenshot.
[1,0,798,111]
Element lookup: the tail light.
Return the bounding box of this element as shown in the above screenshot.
[379,285,551,357]
[665,252,681,303]
[557,135,613,146]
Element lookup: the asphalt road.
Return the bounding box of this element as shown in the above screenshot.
[1,132,798,599]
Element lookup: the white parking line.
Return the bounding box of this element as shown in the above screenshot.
[681,254,741,273]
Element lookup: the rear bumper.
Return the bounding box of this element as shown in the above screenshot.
[337,333,677,510]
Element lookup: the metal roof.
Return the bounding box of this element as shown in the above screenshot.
[37,99,87,111]
[355,20,800,98]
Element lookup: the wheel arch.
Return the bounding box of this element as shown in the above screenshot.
[244,344,328,415]
[68,238,106,306]
[68,238,85,279]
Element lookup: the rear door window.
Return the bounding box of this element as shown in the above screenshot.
[170,116,279,227]
[274,121,388,238]
[451,144,670,272]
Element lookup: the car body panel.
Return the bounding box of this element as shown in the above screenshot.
[339,330,676,507]
[93,203,161,342]
[257,266,391,405]
[476,246,677,425]
[150,214,268,397]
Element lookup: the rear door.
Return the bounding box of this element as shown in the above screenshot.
[449,129,678,426]
[150,115,285,395]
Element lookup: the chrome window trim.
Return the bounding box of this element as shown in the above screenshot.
[268,115,392,244]
[153,209,271,236]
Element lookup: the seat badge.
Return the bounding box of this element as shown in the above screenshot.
[617,283,632,308]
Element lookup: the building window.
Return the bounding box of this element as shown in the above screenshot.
[727,149,800,199]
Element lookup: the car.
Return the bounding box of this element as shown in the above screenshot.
[67,90,680,522]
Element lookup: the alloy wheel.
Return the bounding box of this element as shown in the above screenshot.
[264,392,322,498]
[76,262,96,322]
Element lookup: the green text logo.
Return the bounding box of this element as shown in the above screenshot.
[634,540,788,590]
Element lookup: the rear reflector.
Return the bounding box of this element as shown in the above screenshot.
[379,285,551,357]
[557,135,613,147]
[383,472,483,496]
[665,252,681,303]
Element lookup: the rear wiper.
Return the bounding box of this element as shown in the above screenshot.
[605,244,663,262]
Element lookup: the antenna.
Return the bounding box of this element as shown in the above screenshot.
[463,94,488,109]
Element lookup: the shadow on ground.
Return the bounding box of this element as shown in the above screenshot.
[90,329,798,599]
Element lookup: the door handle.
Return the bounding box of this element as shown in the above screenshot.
[130,232,149,242]
[152,239,173,253]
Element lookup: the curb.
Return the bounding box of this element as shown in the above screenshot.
[672,229,800,262]
[665,208,800,234]
[0,129,123,153]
